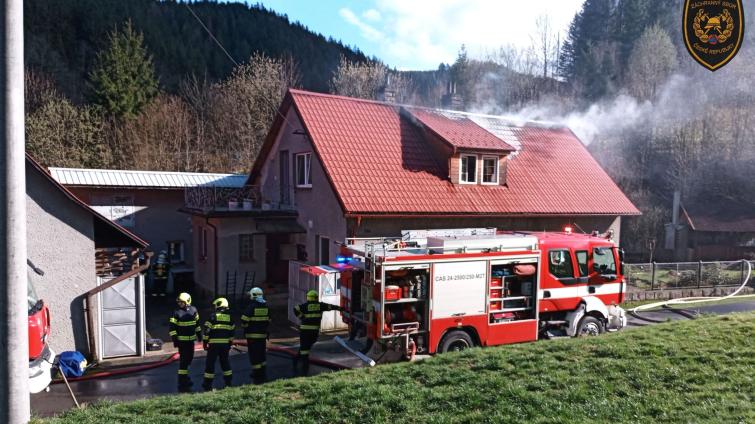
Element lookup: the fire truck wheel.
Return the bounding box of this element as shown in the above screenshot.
[576,316,604,337]
[438,330,474,353]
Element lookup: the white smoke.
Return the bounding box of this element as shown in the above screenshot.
[476,74,694,145]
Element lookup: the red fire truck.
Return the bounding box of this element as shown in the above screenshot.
[28,260,54,393]
[338,229,626,357]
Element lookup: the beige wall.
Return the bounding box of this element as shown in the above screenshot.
[351,216,623,244]
[257,108,348,265]
[26,164,97,354]
[191,216,267,296]
[69,187,192,263]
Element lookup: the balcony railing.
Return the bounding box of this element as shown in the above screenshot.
[184,185,262,212]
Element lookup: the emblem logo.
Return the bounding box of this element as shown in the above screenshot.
[684,0,745,71]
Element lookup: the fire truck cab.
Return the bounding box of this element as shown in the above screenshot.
[339,229,626,357]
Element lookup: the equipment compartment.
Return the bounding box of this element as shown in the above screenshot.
[489,263,537,323]
[382,266,429,336]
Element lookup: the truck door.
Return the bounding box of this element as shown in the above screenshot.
[544,249,583,311]
[587,246,622,305]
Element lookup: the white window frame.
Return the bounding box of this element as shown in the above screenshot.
[481,155,499,185]
[295,152,312,188]
[459,154,478,184]
[168,240,185,263]
[238,234,255,263]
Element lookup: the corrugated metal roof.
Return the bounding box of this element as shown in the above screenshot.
[273,89,640,216]
[49,167,247,188]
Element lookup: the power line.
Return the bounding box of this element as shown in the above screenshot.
[184,2,239,67]
[183,2,297,138]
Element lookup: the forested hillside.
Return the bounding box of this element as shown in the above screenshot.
[25,0,370,100]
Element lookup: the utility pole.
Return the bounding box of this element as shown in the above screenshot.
[0,0,30,422]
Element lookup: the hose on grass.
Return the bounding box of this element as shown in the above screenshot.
[630,259,752,315]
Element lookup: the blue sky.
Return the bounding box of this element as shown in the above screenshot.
[243,1,585,70]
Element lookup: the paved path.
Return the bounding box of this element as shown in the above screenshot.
[625,299,755,327]
[33,299,755,418]
[32,348,331,418]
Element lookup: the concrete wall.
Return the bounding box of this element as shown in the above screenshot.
[191,216,267,295]
[258,109,348,265]
[350,216,623,244]
[26,165,97,354]
[68,187,192,263]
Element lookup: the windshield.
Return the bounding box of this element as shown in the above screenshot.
[28,270,40,315]
[593,247,617,274]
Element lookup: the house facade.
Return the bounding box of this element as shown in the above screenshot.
[50,168,247,293]
[26,156,147,357]
[188,89,639,298]
[247,90,640,272]
[666,196,755,261]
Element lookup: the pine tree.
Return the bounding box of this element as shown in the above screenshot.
[88,20,158,118]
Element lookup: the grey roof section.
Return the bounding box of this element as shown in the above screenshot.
[49,167,248,188]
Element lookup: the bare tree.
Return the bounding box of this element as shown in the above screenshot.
[532,14,559,78]
[330,56,387,100]
[627,25,677,100]
[209,53,300,173]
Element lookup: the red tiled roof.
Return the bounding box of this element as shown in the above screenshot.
[406,108,514,152]
[254,89,640,217]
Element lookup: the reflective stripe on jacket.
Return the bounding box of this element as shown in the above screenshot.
[241,300,270,339]
[294,301,339,331]
[203,309,235,344]
[169,305,200,342]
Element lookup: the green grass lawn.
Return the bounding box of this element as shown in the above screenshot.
[41,313,755,424]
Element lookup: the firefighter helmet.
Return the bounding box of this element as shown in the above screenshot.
[213,297,229,309]
[177,292,192,305]
[306,290,318,301]
[249,287,264,299]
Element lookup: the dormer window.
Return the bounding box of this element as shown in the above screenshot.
[460,154,477,184]
[482,156,499,184]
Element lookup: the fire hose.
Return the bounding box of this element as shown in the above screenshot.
[51,339,348,385]
[629,259,753,318]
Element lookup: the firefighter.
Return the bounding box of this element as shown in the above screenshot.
[293,289,342,376]
[152,250,169,297]
[202,297,235,391]
[169,292,201,392]
[241,287,270,384]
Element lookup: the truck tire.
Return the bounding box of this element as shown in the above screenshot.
[438,330,474,353]
[576,316,604,337]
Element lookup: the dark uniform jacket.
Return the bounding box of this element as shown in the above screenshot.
[241,299,270,340]
[294,301,340,331]
[203,308,235,345]
[169,305,201,343]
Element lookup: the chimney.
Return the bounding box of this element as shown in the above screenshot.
[441,81,464,110]
[378,74,397,103]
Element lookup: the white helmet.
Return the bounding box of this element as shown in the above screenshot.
[249,287,264,302]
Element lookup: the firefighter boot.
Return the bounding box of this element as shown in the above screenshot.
[301,355,310,376]
[202,375,214,391]
[292,354,299,375]
[223,376,232,388]
[178,374,193,393]
[252,366,266,385]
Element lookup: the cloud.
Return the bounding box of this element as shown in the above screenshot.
[362,8,381,22]
[338,8,384,42]
[340,0,584,70]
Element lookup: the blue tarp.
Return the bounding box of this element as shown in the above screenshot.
[58,351,87,378]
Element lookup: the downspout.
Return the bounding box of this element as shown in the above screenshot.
[84,251,153,361]
[205,217,219,297]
